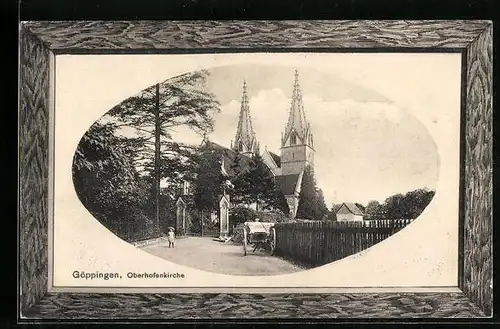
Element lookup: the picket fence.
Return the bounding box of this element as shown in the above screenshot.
[274,219,413,267]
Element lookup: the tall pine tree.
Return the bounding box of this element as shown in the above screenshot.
[105,70,220,231]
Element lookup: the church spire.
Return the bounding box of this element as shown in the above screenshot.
[282,70,311,147]
[233,80,258,156]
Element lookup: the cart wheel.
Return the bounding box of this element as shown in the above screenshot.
[243,229,247,256]
[270,227,277,255]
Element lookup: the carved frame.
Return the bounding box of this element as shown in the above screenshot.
[19,20,493,321]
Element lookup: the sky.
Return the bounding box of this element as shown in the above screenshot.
[165,64,440,207]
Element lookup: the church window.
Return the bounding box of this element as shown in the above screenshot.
[290,133,297,145]
[239,141,243,151]
[292,152,294,160]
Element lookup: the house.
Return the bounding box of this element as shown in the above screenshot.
[335,203,365,221]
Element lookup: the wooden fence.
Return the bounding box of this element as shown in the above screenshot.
[274,219,413,267]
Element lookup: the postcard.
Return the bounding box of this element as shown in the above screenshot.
[50,52,461,293]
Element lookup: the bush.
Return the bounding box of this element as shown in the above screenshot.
[107,211,163,242]
[255,209,289,223]
[231,223,246,244]
[230,206,258,226]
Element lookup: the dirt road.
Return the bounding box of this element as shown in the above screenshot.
[139,236,303,276]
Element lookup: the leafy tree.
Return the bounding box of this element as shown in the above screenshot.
[231,155,289,214]
[365,188,436,220]
[240,155,275,208]
[384,193,407,219]
[404,188,436,218]
[230,153,253,206]
[296,166,328,220]
[192,147,225,212]
[267,185,290,215]
[365,200,384,220]
[73,122,140,208]
[72,121,154,241]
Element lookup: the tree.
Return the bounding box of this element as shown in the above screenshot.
[369,188,436,220]
[231,155,289,214]
[230,153,253,206]
[384,193,407,219]
[316,188,329,220]
[72,121,153,241]
[296,166,328,220]
[405,188,436,218]
[328,203,339,221]
[192,147,225,212]
[365,200,384,220]
[268,185,290,215]
[106,70,220,230]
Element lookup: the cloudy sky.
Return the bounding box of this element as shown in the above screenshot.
[167,64,440,207]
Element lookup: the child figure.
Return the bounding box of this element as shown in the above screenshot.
[168,228,175,248]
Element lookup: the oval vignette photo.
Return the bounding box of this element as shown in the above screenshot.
[68,57,447,278]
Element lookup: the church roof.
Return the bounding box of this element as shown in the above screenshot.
[269,152,281,167]
[200,139,253,176]
[275,173,301,195]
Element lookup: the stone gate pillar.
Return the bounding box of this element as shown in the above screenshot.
[219,195,230,237]
[176,197,186,235]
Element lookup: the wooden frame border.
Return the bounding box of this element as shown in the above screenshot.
[18,20,493,320]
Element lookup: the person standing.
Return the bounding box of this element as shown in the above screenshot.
[168,228,175,248]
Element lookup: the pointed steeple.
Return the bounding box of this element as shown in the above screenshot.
[233,81,258,156]
[282,70,311,147]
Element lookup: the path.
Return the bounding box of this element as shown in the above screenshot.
[140,236,303,276]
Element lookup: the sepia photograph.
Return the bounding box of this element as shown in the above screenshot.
[72,61,441,277]
[54,52,459,287]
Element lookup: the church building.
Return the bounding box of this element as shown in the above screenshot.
[186,70,315,220]
[261,70,315,219]
[226,70,315,219]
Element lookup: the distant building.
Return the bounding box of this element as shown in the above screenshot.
[335,203,365,222]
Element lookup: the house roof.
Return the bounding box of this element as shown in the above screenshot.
[275,173,301,195]
[336,202,365,216]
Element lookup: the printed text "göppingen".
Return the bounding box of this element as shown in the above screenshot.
[72,271,186,280]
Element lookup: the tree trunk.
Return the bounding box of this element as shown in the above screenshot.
[201,209,204,237]
[154,83,161,233]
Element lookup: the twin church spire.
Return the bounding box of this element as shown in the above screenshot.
[232,70,313,158]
